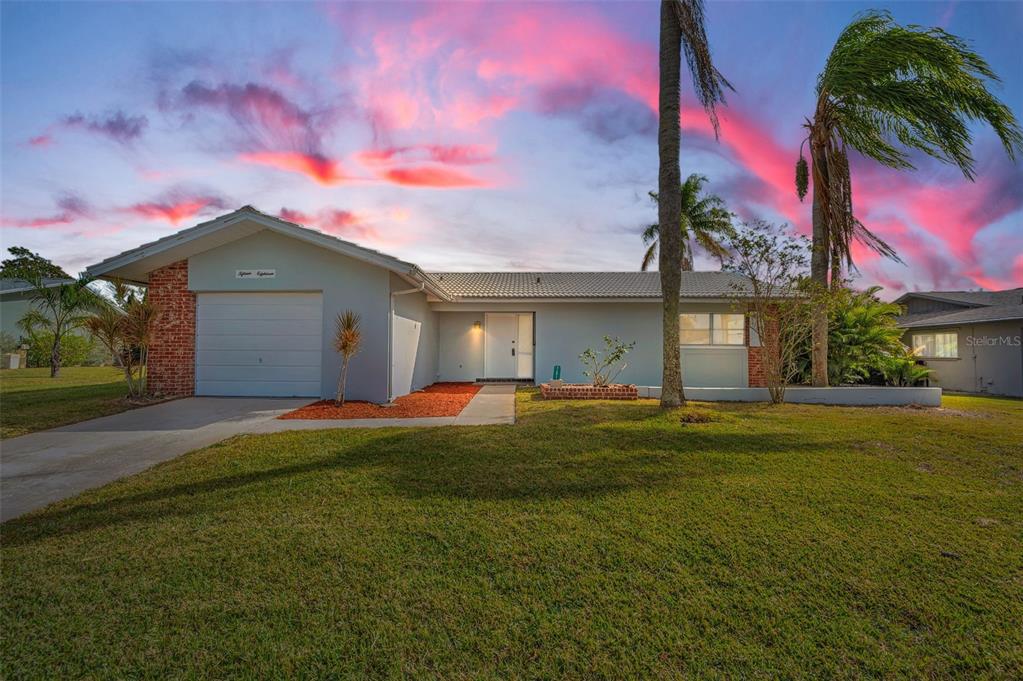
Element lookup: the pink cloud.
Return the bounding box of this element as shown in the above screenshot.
[341,2,657,136]
[277,206,381,242]
[27,134,53,148]
[239,151,347,185]
[1,194,93,230]
[126,190,227,225]
[382,166,489,188]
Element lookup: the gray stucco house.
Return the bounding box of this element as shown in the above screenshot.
[86,206,763,402]
[0,278,74,339]
[896,288,1023,397]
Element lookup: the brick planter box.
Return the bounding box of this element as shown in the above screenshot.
[540,383,638,400]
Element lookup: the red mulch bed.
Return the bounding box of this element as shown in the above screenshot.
[279,382,481,420]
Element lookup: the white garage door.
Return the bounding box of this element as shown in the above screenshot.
[196,292,323,397]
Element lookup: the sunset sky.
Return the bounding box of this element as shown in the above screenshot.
[1,0,1020,297]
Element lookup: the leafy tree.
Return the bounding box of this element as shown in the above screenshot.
[658,0,732,408]
[641,174,734,271]
[795,10,1022,387]
[17,275,102,377]
[334,310,362,405]
[0,246,69,280]
[26,332,97,368]
[725,222,816,404]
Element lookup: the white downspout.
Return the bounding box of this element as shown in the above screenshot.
[388,283,426,402]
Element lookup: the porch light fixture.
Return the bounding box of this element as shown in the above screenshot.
[473,320,482,330]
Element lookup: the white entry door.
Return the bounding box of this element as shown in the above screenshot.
[484,313,533,379]
[195,292,323,396]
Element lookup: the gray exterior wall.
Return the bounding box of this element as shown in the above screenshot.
[904,321,1023,397]
[390,273,439,395]
[1,294,34,339]
[188,229,391,402]
[434,301,749,387]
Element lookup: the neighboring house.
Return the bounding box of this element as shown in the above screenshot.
[0,278,75,339]
[896,288,1023,397]
[86,206,762,402]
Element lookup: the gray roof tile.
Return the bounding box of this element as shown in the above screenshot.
[898,303,1023,328]
[428,271,752,299]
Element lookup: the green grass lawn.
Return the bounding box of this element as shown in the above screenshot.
[0,366,132,439]
[2,391,1021,677]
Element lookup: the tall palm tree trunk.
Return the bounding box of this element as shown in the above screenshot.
[50,333,61,378]
[809,145,830,387]
[658,0,685,408]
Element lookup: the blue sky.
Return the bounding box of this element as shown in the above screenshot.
[2,1,1020,295]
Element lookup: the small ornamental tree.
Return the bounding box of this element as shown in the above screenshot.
[725,222,818,404]
[334,310,362,405]
[579,336,636,387]
[17,275,102,377]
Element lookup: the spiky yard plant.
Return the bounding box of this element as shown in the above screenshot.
[642,173,734,271]
[796,10,1022,386]
[333,310,362,406]
[658,0,732,408]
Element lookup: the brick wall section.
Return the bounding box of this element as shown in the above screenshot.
[146,260,195,397]
[540,383,638,400]
[746,309,777,388]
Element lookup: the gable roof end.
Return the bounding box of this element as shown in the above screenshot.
[85,206,452,301]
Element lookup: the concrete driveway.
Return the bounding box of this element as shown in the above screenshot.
[0,385,516,522]
[1,397,307,522]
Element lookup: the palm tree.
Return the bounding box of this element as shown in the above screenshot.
[84,280,159,398]
[795,10,1022,387]
[658,0,732,408]
[641,174,734,271]
[17,275,101,377]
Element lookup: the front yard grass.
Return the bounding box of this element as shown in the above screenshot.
[2,391,1021,677]
[0,366,129,439]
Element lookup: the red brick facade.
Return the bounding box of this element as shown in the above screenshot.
[747,347,766,387]
[540,383,638,400]
[147,260,195,397]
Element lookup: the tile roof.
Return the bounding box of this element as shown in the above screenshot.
[896,288,1023,307]
[897,303,1023,328]
[0,278,74,294]
[428,271,753,299]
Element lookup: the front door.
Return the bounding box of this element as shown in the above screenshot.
[484,313,533,379]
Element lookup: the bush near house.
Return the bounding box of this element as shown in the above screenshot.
[25,332,99,368]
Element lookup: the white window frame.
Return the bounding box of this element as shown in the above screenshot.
[912,331,958,359]
[679,313,746,346]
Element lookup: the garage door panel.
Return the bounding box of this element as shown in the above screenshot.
[680,348,748,387]
[196,303,322,321]
[196,380,321,397]
[196,364,321,382]
[197,334,321,352]
[195,292,323,397]
[197,318,322,336]
[196,350,321,368]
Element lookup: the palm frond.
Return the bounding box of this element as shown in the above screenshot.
[671,0,733,137]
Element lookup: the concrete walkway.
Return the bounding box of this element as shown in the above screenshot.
[0,385,516,522]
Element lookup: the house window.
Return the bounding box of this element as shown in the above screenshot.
[680,313,745,345]
[912,332,958,358]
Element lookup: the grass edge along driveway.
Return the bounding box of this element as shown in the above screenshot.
[2,390,1021,677]
[0,366,131,438]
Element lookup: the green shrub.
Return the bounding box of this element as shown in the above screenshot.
[26,332,98,368]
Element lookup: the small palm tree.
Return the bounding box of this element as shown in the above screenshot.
[795,10,1022,386]
[334,310,362,405]
[641,174,734,271]
[658,0,732,408]
[85,280,160,398]
[17,275,101,377]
